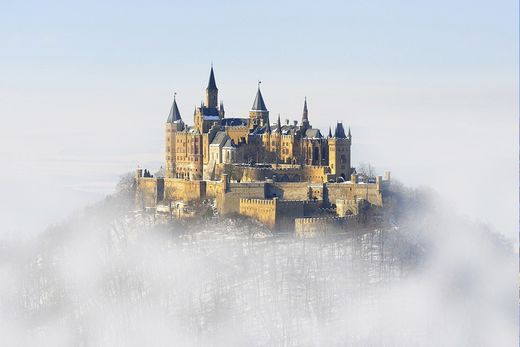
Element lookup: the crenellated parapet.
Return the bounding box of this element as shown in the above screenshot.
[294,215,356,237]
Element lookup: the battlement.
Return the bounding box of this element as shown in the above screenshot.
[240,198,277,206]
[295,215,354,225]
[295,215,356,237]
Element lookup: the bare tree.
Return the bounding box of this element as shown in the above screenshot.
[357,162,376,179]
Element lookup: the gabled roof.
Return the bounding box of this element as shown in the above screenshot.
[281,124,298,136]
[221,118,249,127]
[210,131,228,146]
[167,97,182,123]
[207,66,217,90]
[251,87,268,111]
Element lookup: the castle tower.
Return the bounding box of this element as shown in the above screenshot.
[249,83,269,129]
[328,122,351,180]
[205,65,218,108]
[194,65,221,133]
[165,94,184,178]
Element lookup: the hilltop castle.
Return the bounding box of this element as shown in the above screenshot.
[165,66,351,182]
[136,66,390,234]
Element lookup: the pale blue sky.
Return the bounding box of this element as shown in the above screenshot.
[0,1,518,238]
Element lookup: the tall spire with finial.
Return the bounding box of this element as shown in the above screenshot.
[328,126,332,138]
[207,63,217,90]
[302,97,309,126]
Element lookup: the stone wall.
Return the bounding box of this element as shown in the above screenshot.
[240,165,330,183]
[325,182,383,207]
[275,200,305,231]
[266,182,310,200]
[239,198,306,231]
[218,182,266,215]
[294,215,356,237]
[163,178,206,202]
[206,180,224,198]
[239,198,277,229]
[135,177,158,208]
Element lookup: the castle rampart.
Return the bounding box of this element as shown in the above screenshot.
[294,215,356,237]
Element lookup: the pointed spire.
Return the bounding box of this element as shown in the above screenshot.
[207,65,217,90]
[302,97,309,125]
[334,122,347,138]
[347,126,351,139]
[274,114,282,133]
[266,117,271,134]
[251,83,268,111]
[219,101,225,118]
[328,126,332,138]
[167,93,182,123]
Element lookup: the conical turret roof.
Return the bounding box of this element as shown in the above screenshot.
[251,86,268,111]
[167,96,182,123]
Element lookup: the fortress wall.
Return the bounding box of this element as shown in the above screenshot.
[239,198,277,229]
[294,215,356,237]
[275,200,305,230]
[136,177,158,208]
[162,179,206,202]
[205,180,224,198]
[326,183,383,207]
[241,167,269,182]
[266,182,310,200]
[336,199,361,216]
[303,200,322,216]
[219,182,267,215]
[302,166,330,183]
[238,198,306,231]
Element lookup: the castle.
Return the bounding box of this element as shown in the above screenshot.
[136,66,390,235]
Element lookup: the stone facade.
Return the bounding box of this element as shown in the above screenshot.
[163,66,352,182]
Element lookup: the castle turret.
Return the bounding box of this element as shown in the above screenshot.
[249,83,269,129]
[165,94,184,178]
[328,122,351,180]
